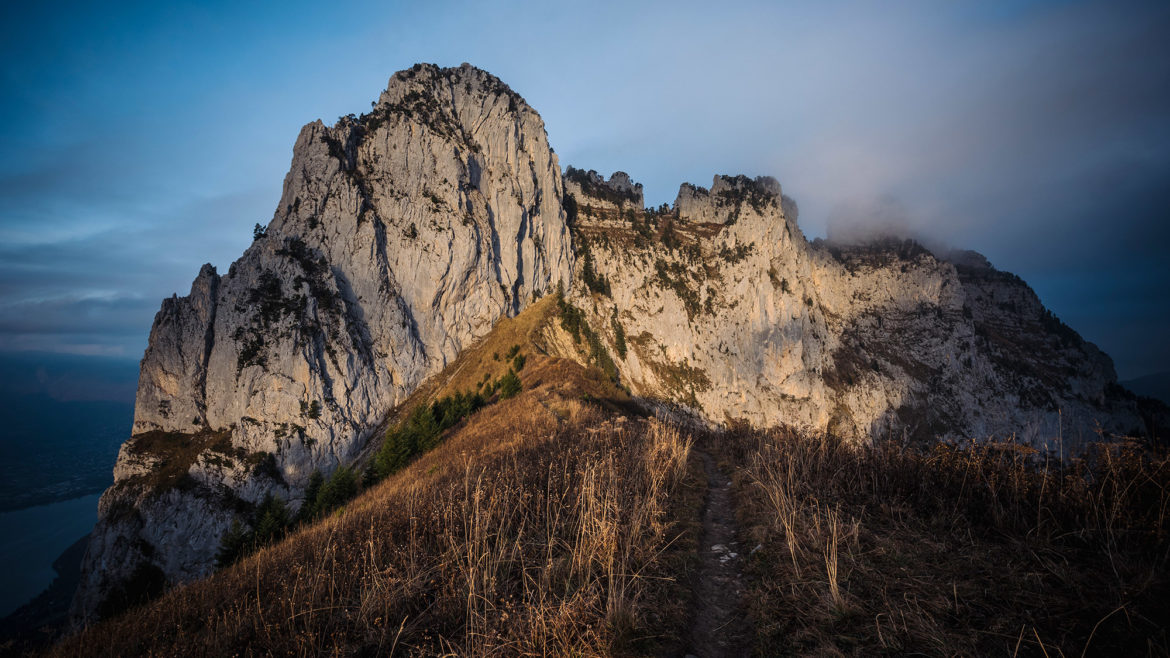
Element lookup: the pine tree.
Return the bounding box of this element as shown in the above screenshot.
[361,462,379,488]
[215,519,252,568]
[316,466,358,515]
[498,369,522,399]
[253,494,290,545]
[300,470,325,521]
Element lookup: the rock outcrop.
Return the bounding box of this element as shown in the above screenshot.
[73,63,572,623]
[76,63,1161,626]
[566,172,1153,445]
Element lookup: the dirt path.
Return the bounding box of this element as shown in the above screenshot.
[686,449,751,657]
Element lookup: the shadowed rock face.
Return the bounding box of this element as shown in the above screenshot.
[75,63,1161,625]
[73,63,573,624]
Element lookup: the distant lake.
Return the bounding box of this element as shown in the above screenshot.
[0,352,136,618]
[0,494,101,617]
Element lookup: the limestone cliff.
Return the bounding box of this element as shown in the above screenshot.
[73,63,572,623]
[566,172,1152,445]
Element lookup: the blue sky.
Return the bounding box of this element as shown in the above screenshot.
[1,0,1167,379]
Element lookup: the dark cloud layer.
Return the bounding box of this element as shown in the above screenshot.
[0,0,1167,379]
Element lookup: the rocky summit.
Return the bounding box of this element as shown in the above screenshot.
[566,170,1154,443]
[72,63,1165,624]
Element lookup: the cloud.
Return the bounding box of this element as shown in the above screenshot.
[0,187,268,356]
[0,0,1167,380]
[0,294,158,357]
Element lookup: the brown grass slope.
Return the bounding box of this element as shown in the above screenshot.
[46,293,1170,656]
[51,357,701,656]
[353,293,629,466]
[719,430,1170,656]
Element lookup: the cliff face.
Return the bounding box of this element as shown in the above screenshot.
[566,172,1149,445]
[76,64,1158,625]
[73,63,572,623]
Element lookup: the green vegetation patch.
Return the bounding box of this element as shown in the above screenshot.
[653,258,703,321]
[374,387,501,478]
[646,355,711,409]
[611,308,627,359]
[713,175,777,224]
[556,291,619,384]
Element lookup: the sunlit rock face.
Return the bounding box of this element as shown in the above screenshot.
[73,63,573,624]
[566,171,1150,445]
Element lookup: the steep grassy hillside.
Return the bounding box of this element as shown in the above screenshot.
[724,430,1170,655]
[51,361,700,656]
[42,295,1170,656]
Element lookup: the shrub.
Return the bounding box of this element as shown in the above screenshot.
[556,295,619,383]
[498,369,522,399]
[653,259,702,321]
[563,166,641,205]
[361,463,379,488]
[216,494,293,569]
[252,494,291,545]
[300,471,324,521]
[581,248,611,296]
[215,520,252,569]
[563,192,579,225]
[299,400,322,420]
[717,241,753,263]
[314,466,357,516]
[661,220,679,250]
[611,310,627,359]
[375,390,487,478]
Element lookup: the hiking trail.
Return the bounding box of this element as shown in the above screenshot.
[686,449,752,657]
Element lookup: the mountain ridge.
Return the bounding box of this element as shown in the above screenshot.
[70,62,1167,626]
[48,292,1170,656]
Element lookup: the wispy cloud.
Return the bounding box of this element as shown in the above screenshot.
[0,0,1166,378]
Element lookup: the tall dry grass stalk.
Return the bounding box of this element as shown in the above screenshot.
[823,506,843,613]
[731,428,1170,656]
[52,396,697,657]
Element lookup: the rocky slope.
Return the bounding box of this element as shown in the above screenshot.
[74,63,1161,625]
[72,63,572,623]
[565,171,1154,445]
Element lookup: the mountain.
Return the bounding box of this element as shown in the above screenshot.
[1122,371,1170,406]
[564,170,1155,445]
[71,63,571,623]
[50,292,1170,656]
[70,63,1167,626]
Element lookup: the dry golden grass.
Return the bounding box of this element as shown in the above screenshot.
[427,294,560,398]
[363,294,628,446]
[45,288,1170,656]
[51,361,696,657]
[720,429,1170,656]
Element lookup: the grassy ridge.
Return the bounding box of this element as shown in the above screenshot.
[42,291,1170,656]
[48,397,1170,655]
[51,361,699,656]
[722,430,1170,655]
